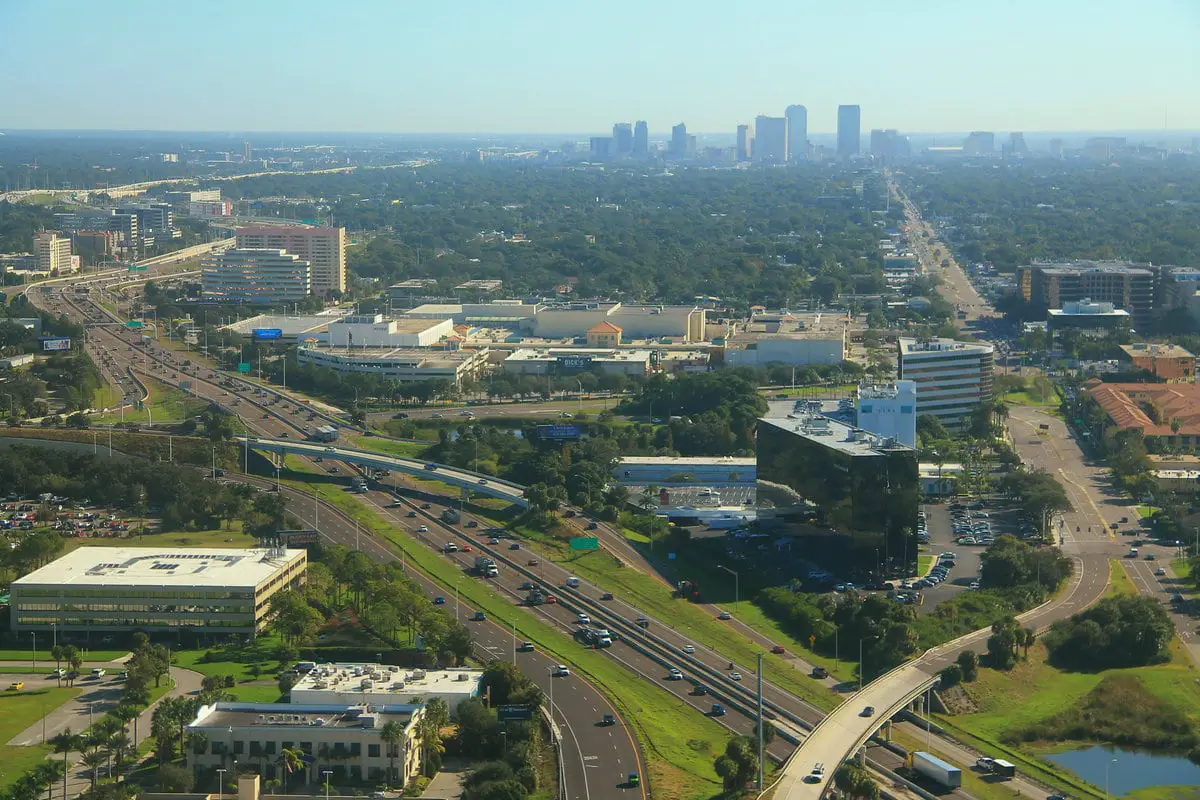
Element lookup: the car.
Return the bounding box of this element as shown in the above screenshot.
[730,671,743,681]
[478,478,489,485]
[861,706,875,717]
[1155,567,1167,576]
[518,641,535,652]
[771,645,786,654]
[545,595,557,604]
[710,703,725,715]
[431,413,443,419]
[406,511,417,518]
[509,542,521,550]
[717,611,732,620]
[576,613,591,624]
[434,596,446,605]
[636,617,650,628]
[472,611,486,621]
[940,552,958,559]
[1047,794,1068,800]
[627,772,640,788]
[465,520,478,528]
[585,521,599,530]
[811,666,829,679]
[528,558,540,566]
[552,664,570,677]
[459,411,473,417]
[834,583,847,592]
[461,545,473,552]
[90,668,106,679]
[8,682,23,691]
[977,757,996,771]
[683,645,696,654]
[600,713,615,726]
[1145,553,1157,561]
[1171,593,1185,604]
[417,525,429,533]
[600,592,614,601]
[489,536,501,545]
[667,668,683,681]
[969,581,981,590]
[53,668,66,678]
[560,412,572,418]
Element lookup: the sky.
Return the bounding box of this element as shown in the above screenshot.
[2,0,1198,135]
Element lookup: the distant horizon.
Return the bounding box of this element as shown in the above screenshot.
[3,1,1196,132]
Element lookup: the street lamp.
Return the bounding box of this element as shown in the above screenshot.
[1105,756,1117,800]
[216,769,227,800]
[717,565,739,616]
[858,636,877,694]
[322,770,333,800]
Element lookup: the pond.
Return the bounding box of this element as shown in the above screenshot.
[1045,745,1200,796]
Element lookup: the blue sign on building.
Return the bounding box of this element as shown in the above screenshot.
[253,328,283,340]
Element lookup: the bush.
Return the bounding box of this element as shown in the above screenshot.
[938,664,963,688]
[1043,595,1173,670]
[956,650,979,682]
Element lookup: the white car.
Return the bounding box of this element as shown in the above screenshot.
[667,668,683,680]
[730,671,743,681]
[576,613,591,625]
[552,665,570,677]
[683,645,696,654]
[417,526,429,533]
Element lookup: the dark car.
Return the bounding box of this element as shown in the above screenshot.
[771,645,786,655]
[600,713,615,726]
[811,667,828,679]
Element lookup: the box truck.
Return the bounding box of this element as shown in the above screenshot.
[912,752,962,789]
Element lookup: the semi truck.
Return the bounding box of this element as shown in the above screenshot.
[441,508,461,524]
[911,752,962,789]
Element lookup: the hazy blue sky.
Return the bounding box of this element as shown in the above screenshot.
[3,0,1198,134]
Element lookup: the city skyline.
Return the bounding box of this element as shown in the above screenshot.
[1,0,1198,133]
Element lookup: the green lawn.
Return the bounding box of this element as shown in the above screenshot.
[1107,559,1137,597]
[343,434,429,460]
[91,375,206,425]
[0,685,83,792]
[1136,505,1160,519]
[1172,559,1191,581]
[917,555,934,576]
[174,634,287,683]
[282,474,724,800]
[934,634,1200,800]
[63,526,256,553]
[226,684,285,703]
[1127,786,1200,800]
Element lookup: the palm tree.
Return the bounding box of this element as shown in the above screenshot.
[107,732,133,782]
[379,721,404,788]
[416,698,449,777]
[112,703,140,747]
[50,727,79,800]
[82,749,107,793]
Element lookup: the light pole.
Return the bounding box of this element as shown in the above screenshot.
[717,565,739,616]
[858,636,877,694]
[322,770,332,800]
[1105,756,1117,800]
[455,582,461,622]
[216,769,227,800]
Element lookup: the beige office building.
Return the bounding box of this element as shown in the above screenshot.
[11,547,308,634]
[34,232,74,274]
[235,225,346,296]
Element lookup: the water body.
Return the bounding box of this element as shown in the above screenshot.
[1045,745,1200,796]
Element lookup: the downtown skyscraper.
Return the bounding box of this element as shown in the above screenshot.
[837,105,861,158]
[785,104,808,162]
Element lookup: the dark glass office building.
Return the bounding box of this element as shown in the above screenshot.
[757,414,918,575]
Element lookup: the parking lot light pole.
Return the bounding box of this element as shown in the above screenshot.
[717,565,739,616]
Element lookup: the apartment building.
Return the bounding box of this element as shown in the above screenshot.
[11,547,307,633]
[897,337,995,430]
[202,248,313,304]
[33,232,73,274]
[236,225,346,296]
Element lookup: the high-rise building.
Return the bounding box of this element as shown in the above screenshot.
[1004,132,1029,157]
[202,248,313,304]
[1049,138,1066,158]
[633,121,649,156]
[837,105,861,158]
[669,123,688,157]
[590,137,613,160]
[736,124,752,162]
[753,116,787,163]
[107,213,139,250]
[34,232,73,274]
[963,131,995,155]
[785,105,808,162]
[870,129,907,160]
[856,380,918,448]
[1017,260,1157,329]
[897,338,995,430]
[235,225,347,296]
[612,123,633,155]
[243,141,252,162]
[757,412,918,575]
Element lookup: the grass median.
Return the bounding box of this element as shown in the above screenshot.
[0,685,83,792]
[280,470,725,800]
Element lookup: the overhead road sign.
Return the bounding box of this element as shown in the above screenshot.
[253,328,283,340]
[237,362,251,374]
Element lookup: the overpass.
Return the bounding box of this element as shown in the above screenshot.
[237,436,530,507]
[777,663,938,799]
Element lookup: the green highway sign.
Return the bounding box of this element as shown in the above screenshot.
[125,321,143,329]
[237,362,251,374]
[127,265,149,272]
[497,705,533,722]
[569,537,599,551]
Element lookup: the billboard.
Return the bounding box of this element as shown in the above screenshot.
[41,337,71,352]
[497,705,533,722]
[253,328,283,340]
[278,530,319,547]
[537,424,581,441]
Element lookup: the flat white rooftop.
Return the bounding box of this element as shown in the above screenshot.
[14,548,305,588]
[291,664,482,700]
